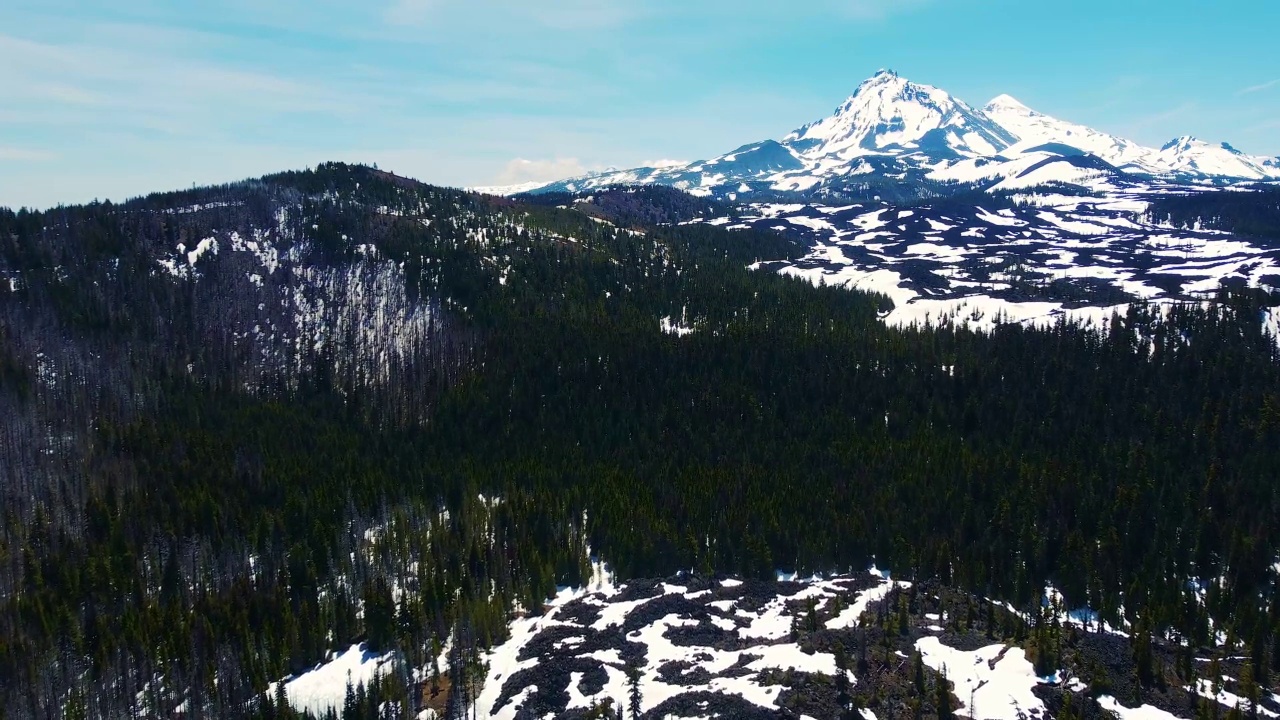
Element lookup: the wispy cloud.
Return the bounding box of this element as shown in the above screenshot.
[1238,79,1280,96]
[0,29,368,138]
[0,147,57,162]
[384,0,434,25]
[1124,102,1197,131]
[1245,119,1280,134]
[379,0,920,33]
[3,0,1275,209]
[382,0,639,29]
[840,0,933,20]
[641,159,688,168]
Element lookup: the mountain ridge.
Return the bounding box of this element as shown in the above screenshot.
[489,71,1280,199]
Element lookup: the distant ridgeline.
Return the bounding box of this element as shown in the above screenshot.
[1,163,1279,718]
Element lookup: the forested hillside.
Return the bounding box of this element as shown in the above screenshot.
[1147,186,1280,239]
[1,164,1278,718]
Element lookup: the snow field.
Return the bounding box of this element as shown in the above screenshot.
[479,571,906,719]
[915,637,1047,720]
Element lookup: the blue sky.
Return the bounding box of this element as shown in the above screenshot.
[2,0,1278,209]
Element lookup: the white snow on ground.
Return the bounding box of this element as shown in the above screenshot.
[470,181,564,196]
[1043,585,1130,637]
[480,570,903,719]
[825,579,897,629]
[905,242,971,261]
[566,671,594,710]
[990,164,1107,193]
[755,203,809,218]
[660,315,697,337]
[473,562,1246,720]
[477,561,620,719]
[774,264,918,309]
[976,207,1024,226]
[866,286,1127,334]
[1035,211,1114,236]
[730,189,1280,338]
[268,644,396,717]
[915,637,1047,720]
[187,237,219,265]
[1189,679,1280,718]
[1097,696,1185,720]
[787,215,837,232]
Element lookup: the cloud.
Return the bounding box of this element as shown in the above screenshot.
[1124,102,1197,131]
[1238,79,1279,96]
[0,147,56,162]
[641,159,688,168]
[839,0,932,20]
[382,0,636,29]
[1244,119,1280,134]
[384,0,434,25]
[494,157,592,185]
[0,30,365,137]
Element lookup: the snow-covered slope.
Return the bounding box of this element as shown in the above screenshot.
[534,71,1083,199]
[710,185,1280,333]
[1155,136,1279,180]
[475,569,1267,720]
[477,571,927,719]
[983,100,1280,182]
[983,94,1164,174]
[267,644,396,717]
[522,71,1280,200]
[783,70,1016,161]
[470,181,551,197]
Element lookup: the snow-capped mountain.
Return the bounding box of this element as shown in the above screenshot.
[505,71,1280,200]
[1155,136,1279,180]
[979,94,1280,182]
[782,70,1016,160]
[982,94,1163,174]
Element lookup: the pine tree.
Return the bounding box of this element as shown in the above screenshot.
[627,661,643,720]
[935,667,954,720]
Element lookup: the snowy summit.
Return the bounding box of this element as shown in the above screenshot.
[512,70,1280,199]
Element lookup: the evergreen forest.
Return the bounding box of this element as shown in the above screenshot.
[1,164,1278,718]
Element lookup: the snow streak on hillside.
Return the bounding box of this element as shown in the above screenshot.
[466,569,1267,720]
[716,188,1280,333]
[153,215,449,406]
[476,571,913,719]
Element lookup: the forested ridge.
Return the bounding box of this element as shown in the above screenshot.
[1,164,1278,718]
[1147,187,1280,240]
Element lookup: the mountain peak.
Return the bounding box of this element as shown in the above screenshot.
[851,68,909,96]
[783,72,1017,161]
[528,69,1280,198]
[986,94,1033,114]
[1153,136,1274,178]
[1162,135,1201,152]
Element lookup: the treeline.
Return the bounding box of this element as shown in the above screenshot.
[1,164,1279,717]
[512,185,732,228]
